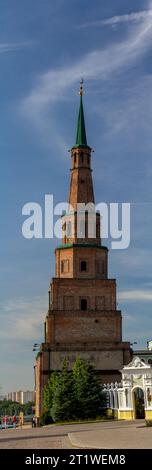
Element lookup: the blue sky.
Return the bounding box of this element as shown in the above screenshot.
[1,0,152,394]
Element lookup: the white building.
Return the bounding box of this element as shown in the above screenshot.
[21,391,35,404]
[103,356,152,420]
[7,390,34,404]
[0,395,6,401]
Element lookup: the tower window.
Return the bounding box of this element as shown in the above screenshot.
[81,298,87,311]
[74,153,76,165]
[80,260,87,272]
[61,260,69,273]
[78,219,85,238]
[87,155,89,164]
[67,221,72,237]
[80,152,84,163]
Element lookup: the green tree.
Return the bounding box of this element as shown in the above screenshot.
[73,357,102,419]
[0,399,34,417]
[41,371,59,425]
[51,359,76,422]
[23,401,34,415]
[42,357,104,423]
[43,371,59,414]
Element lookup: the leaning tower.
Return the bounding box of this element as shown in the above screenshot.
[35,83,131,417]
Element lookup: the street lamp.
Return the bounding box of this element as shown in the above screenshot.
[32,344,40,352]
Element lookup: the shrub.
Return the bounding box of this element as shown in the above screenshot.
[145,420,152,427]
[39,410,53,426]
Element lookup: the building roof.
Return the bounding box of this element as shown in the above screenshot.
[133,349,152,356]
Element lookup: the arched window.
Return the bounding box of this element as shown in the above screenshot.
[81,299,87,311]
[80,260,87,272]
[74,153,76,165]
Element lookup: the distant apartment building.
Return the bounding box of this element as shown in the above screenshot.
[7,390,34,404]
[0,395,6,401]
[21,391,35,404]
[16,391,22,403]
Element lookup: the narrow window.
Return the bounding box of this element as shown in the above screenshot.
[81,299,87,310]
[61,260,69,273]
[80,260,87,272]
[79,219,85,237]
[62,222,66,234]
[81,152,84,163]
[67,221,72,237]
[61,260,64,273]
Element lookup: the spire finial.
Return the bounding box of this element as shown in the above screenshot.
[73,79,89,149]
[79,78,84,97]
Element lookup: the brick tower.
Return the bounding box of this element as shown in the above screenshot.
[35,82,131,417]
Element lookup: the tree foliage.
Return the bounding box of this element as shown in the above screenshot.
[51,359,76,422]
[43,370,59,413]
[73,357,102,419]
[0,400,34,416]
[42,357,104,423]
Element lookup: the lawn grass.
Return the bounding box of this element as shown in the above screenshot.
[43,416,116,427]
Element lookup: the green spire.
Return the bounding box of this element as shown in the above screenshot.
[75,94,87,147]
[74,80,88,148]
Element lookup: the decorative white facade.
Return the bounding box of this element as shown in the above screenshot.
[103,357,152,420]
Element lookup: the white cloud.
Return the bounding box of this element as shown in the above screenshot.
[102,75,152,130]
[0,42,33,53]
[103,10,152,26]
[0,297,47,340]
[118,289,152,302]
[21,13,152,149]
[122,313,136,322]
[80,10,152,29]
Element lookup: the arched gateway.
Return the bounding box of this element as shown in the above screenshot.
[132,386,145,419]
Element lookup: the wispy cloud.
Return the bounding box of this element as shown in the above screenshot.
[80,10,152,29]
[0,297,47,340]
[0,41,33,54]
[118,289,152,302]
[103,10,152,26]
[114,248,152,275]
[21,14,152,149]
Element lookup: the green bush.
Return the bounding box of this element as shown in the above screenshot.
[145,420,152,427]
[39,410,53,426]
